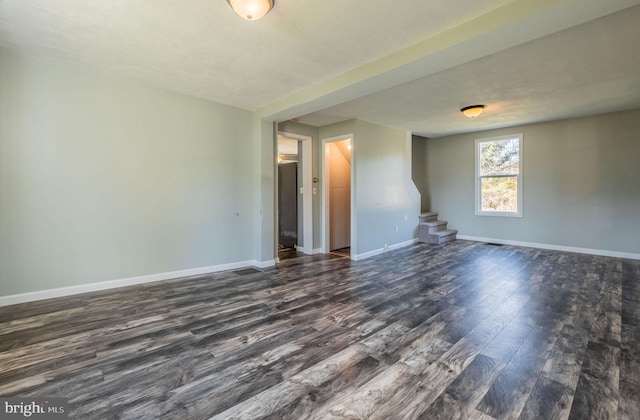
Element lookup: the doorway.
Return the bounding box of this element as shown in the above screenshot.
[322,135,354,257]
[277,150,298,249]
[277,132,313,255]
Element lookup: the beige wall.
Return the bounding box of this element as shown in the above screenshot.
[424,108,640,255]
[328,142,351,250]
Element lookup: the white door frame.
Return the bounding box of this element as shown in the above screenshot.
[277,132,313,255]
[321,134,356,257]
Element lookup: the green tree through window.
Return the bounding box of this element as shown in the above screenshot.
[476,135,522,216]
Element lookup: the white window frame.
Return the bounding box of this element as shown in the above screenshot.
[475,134,523,218]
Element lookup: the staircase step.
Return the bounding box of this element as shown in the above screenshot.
[430,229,457,238]
[438,234,457,244]
[419,220,448,233]
[418,229,457,245]
[419,212,438,223]
[417,211,457,245]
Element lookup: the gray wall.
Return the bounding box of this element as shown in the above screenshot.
[279,120,357,252]
[425,109,640,254]
[0,48,254,296]
[412,135,430,212]
[255,118,276,263]
[319,120,357,141]
[354,120,420,256]
[277,121,321,250]
[283,119,421,257]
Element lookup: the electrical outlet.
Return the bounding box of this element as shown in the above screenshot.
[395,224,399,233]
[384,243,389,250]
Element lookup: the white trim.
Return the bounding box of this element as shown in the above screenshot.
[475,133,523,218]
[352,238,418,261]
[277,131,314,256]
[313,248,324,255]
[321,134,356,256]
[458,235,640,260]
[252,259,277,269]
[0,259,275,307]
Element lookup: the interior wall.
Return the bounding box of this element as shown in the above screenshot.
[255,118,277,264]
[425,108,640,255]
[354,120,421,256]
[412,135,430,212]
[297,141,304,246]
[277,121,321,251]
[0,48,254,296]
[328,142,351,250]
[278,163,298,248]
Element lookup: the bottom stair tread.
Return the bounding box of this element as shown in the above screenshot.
[430,229,457,237]
[417,212,457,245]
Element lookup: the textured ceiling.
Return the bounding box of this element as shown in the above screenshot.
[297,5,640,137]
[0,0,512,110]
[1,0,639,137]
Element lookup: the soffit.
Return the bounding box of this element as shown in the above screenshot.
[295,5,640,137]
[0,0,512,110]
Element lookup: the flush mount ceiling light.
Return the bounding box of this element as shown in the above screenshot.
[227,0,274,20]
[461,105,486,118]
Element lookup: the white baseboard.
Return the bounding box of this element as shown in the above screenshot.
[353,238,418,261]
[253,259,276,269]
[297,247,313,255]
[0,259,275,308]
[458,235,640,260]
[313,248,324,255]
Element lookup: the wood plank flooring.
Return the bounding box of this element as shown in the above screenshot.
[1,240,639,419]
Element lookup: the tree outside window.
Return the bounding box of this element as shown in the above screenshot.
[475,134,523,217]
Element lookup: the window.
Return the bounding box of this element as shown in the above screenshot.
[475,134,522,217]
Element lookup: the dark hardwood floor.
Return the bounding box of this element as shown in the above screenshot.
[1,240,639,419]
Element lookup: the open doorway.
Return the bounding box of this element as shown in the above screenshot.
[322,135,354,257]
[277,138,298,249]
[277,132,313,255]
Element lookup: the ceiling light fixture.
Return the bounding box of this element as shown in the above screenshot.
[227,0,274,21]
[461,105,485,118]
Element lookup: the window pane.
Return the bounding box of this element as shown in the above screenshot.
[481,176,518,212]
[479,138,519,176]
